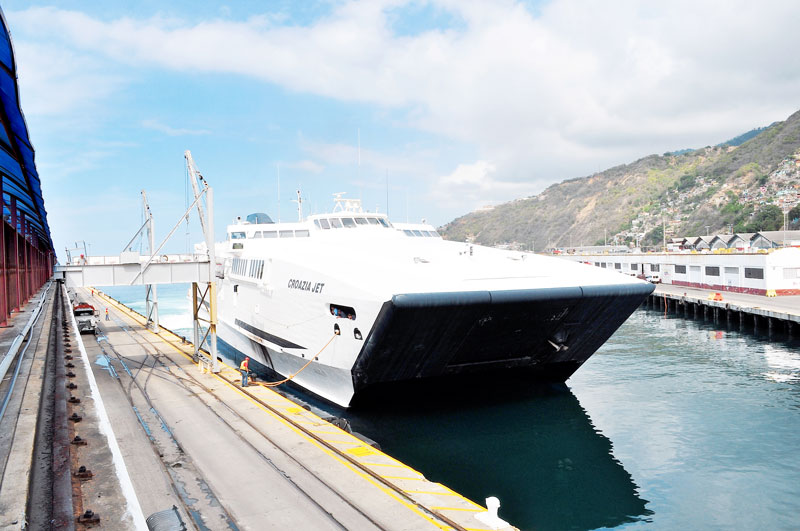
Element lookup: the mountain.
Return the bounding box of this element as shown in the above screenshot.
[439,110,800,250]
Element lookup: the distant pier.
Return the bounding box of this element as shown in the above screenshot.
[646,284,800,337]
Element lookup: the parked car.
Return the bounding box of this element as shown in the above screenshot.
[645,273,661,284]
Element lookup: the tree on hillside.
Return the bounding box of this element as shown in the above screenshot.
[643,225,664,249]
[744,205,784,232]
[789,205,800,230]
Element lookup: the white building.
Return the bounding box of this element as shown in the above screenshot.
[559,248,800,296]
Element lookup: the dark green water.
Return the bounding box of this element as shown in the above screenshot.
[105,285,800,530]
[333,310,800,530]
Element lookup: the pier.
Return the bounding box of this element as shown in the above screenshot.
[647,283,800,336]
[1,282,512,530]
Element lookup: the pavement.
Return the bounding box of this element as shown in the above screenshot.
[72,286,510,531]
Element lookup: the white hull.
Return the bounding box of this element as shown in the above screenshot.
[213,209,654,407]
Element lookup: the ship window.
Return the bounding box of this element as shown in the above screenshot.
[295,230,310,237]
[430,231,440,237]
[319,219,331,229]
[341,217,356,228]
[412,230,423,237]
[314,220,321,229]
[231,232,246,239]
[233,243,243,249]
[378,218,390,228]
[404,229,414,236]
[354,217,368,225]
[366,218,380,225]
[249,261,255,277]
[252,231,263,238]
[279,230,294,238]
[263,231,278,238]
[258,260,264,278]
[330,218,343,228]
[329,304,356,320]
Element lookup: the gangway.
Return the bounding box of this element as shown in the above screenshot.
[54,151,220,372]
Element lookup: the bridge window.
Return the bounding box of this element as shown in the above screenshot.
[279,230,294,238]
[330,218,343,229]
[367,218,380,225]
[378,219,390,228]
[341,218,356,228]
[263,231,277,238]
[230,231,246,240]
[295,230,310,237]
[354,217,368,225]
[403,230,414,236]
[252,231,263,238]
[317,219,330,229]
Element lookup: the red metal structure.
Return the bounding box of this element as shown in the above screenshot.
[0,8,55,326]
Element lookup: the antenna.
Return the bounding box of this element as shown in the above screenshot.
[277,163,281,223]
[292,189,303,221]
[386,169,389,218]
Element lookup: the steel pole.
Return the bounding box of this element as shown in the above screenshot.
[206,187,219,373]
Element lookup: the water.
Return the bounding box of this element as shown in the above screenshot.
[103,285,800,530]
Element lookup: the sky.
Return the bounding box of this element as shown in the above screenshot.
[3,0,800,258]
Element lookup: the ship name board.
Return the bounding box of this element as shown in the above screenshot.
[288,278,325,294]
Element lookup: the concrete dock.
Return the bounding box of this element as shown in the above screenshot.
[648,283,800,335]
[1,283,514,530]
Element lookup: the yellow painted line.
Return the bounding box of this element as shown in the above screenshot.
[431,507,482,513]
[98,293,467,530]
[381,475,425,481]
[345,446,379,457]
[360,462,410,468]
[404,489,460,496]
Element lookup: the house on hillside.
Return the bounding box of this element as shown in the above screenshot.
[710,234,734,250]
[686,236,712,251]
[729,233,755,251]
[666,237,687,252]
[751,230,800,249]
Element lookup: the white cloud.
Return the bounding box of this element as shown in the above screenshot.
[7,1,800,215]
[432,160,534,208]
[141,119,211,136]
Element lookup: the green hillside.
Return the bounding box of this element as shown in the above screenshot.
[440,110,800,250]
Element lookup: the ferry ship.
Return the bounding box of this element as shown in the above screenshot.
[214,195,654,407]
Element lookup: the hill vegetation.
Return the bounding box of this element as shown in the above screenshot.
[440,110,800,250]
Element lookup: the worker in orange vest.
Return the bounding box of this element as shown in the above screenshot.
[239,357,250,387]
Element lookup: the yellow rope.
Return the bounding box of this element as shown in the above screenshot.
[249,333,339,387]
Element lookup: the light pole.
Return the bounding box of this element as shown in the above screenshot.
[784,207,789,248]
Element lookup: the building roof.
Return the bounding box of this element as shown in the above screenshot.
[0,7,52,252]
